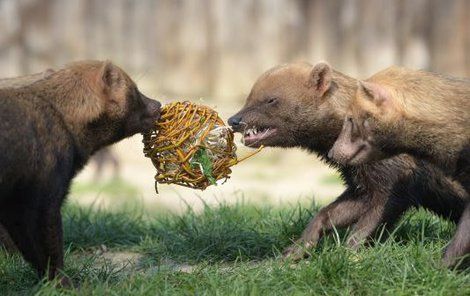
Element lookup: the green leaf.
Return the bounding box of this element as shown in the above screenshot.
[190,147,216,185]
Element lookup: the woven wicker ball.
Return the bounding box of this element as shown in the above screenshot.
[143,101,241,191]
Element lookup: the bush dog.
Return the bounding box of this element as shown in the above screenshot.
[328,66,469,267]
[0,61,161,284]
[228,63,467,260]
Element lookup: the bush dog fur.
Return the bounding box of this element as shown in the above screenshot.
[0,69,56,253]
[0,68,55,89]
[228,62,467,260]
[328,66,469,267]
[0,61,161,284]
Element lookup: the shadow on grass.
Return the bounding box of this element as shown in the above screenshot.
[389,209,455,245]
[62,201,455,264]
[63,201,316,263]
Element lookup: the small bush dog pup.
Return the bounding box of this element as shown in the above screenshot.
[0,61,161,284]
[228,62,468,260]
[328,66,470,267]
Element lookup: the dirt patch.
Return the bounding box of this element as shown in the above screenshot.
[88,248,197,274]
[101,251,143,269]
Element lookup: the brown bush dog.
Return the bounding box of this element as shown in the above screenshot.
[0,60,161,284]
[0,69,56,253]
[228,62,468,260]
[328,66,470,267]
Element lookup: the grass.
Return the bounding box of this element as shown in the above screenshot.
[0,201,468,295]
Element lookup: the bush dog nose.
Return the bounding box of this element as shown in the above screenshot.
[228,115,242,127]
[142,95,162,118]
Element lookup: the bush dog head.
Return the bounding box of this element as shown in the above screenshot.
[327,81,394,165]
[228,62,354,151]
[35,60,161,155]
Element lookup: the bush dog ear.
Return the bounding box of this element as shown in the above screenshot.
[310,62,332,97]
[358,81,390,107]
[99,60,122,90]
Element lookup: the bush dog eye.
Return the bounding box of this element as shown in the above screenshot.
[266,97,278,105]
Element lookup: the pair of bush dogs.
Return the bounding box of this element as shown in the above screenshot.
[0,60,468,287]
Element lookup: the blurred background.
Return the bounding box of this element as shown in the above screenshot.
[0,0,469,213]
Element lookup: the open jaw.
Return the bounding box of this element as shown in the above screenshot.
[242,126,277,147]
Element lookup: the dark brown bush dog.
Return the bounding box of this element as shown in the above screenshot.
[0,61,161,285]
[0,69,56,253]
[328,66,470,267]
[228,62,467,260]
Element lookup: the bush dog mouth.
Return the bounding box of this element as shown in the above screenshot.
[242,126,277,147]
